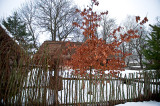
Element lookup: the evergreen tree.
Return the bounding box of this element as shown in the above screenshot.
[2,12,32,53]
[143,24,160,77]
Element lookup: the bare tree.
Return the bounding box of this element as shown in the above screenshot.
[101,15,117,43]
[35,0,79,41]
[19,1,39,52]
[121,16,136,67]
[121,15,147,68]
[156,16,160,27]
[134,28,147,69]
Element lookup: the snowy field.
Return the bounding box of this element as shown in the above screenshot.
[116,101,160,106]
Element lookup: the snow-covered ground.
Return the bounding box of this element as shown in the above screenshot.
[116,101,160,106]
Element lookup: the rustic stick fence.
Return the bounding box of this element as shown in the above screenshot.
[0,66,160,105]
[59,71,160,105]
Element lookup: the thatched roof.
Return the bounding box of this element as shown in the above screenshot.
[33,41,82,69]
[0,25,29,69]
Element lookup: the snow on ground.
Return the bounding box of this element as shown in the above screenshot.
[116,101,160,106]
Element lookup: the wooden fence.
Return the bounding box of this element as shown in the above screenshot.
[0,68,160,105]
[59,71,160,105]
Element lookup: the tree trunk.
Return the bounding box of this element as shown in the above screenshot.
[139,54,143,69]
[53,59,60,105]
[88,67,93,95]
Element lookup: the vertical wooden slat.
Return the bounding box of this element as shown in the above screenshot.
[112,78,115,105]
[128,73,131,101]
[106,76,108,103]
[140,72,142,98]
[83,75,85,103]
[64,77,66,104]
[69,75,71,104]
[109,74,111,101]
[81,75,84,105]
[117,74,119,102]
[102,75,105,105]
[66,73,69,104]
[92,78,95,105]
[133,73,137,99]
[156,71,158,93]
[95,74,97,104]
[150,72,153,94]
[79,74,80,103]
[95,75,98,103]
[121,73,125,101]
[72,75,74,104]
[144,72,146,98]
[119,73,122,101]
[100,78,102,102]
[76,74,78,104]
[87,76,89,102]
[131,73,133,101]
[116,73,118,102]
[101,75,104,105]
[137,72,140,98]
[154,72,156,94]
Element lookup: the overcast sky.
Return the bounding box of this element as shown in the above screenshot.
[0,0,159,25]
[0,0,159,43]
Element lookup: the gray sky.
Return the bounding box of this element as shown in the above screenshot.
[0,0,159,25]
[0,0,159,43]
[74,0,160,25]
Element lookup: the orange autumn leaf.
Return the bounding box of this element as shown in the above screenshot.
[136,16,140,23]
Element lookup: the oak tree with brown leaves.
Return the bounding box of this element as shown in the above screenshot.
[65,0,148,78]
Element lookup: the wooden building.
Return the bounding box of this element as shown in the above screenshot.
[33,41,81,71]
[0,25,29,104]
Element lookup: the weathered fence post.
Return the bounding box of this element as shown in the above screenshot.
[144,71,149,99]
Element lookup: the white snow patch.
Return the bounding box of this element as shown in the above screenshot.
[116,101,160,106]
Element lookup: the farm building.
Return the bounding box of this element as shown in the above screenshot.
[33,40,82,71]
[33,40,82,86]
[0,25,30,68]
[0,25,29,104]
